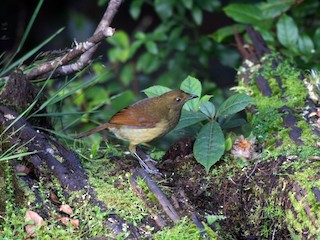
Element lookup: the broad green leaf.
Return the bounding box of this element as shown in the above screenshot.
[194,121,225,173]
[107,31,130,48]
[225,136,233,151]
[143,85,171,97]
[276,14,298,48]
[200,94,213,102]
[180,76,202,111]
[155,0,173,19]
[258,0,294,19]
[314,28,320,48]
[146,41,159,55]
[210,24,246,43]
[174,110,207,131]
[136,52,160,73]
[120,64,134,86]
[129,40,143,57]
[223,4,263,24]
[216,93,252,117]
[130,0,143,20]
[183,0,193,9]
[298,34,315,58]
[221,118,247,129]
[256,28,275,44]
[197,0,220,11]
[200,101,215,119]
[180,76,202,96]
[135,32,146,40]
[192,6,203,25]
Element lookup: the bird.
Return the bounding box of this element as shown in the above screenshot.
[76,89,198,174]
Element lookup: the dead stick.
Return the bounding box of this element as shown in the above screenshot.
[130,174,167,229]
[134,168,181,222]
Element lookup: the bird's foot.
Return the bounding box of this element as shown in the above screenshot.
[138,159,162,175]
[143,155,158,164]
[133,152,162,175]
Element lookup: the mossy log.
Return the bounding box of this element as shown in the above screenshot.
[0,70,140,239]
[228,27,320,239]
[158,28,319,239]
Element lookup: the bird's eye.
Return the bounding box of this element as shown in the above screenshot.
[175,97,181,102]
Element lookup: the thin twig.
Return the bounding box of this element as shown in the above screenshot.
[134,169,181,223]
[25,0,121,80]
[130,174,167,229]
[191,213,211,240]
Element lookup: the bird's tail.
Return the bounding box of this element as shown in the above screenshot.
[75,122,111,138]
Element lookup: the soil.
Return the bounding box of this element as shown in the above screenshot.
[108,137,291,239]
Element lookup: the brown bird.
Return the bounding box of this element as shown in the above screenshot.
[76,89,198,173]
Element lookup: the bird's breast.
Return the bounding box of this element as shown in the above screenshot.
[108,119,170,145]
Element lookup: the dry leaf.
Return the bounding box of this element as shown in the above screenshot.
[58,204,73,215]
[15,165,30,175]
[60,217,79,227]
[25,210,44,237]
[231,135,255,159]
[49,191,61,205]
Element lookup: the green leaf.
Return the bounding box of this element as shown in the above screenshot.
[120,64,134,86]
[142,85,172,97]
[130,0,143,20]
[129,40,143,57]
[276,14,298,48]
[155,0,173,19]
[180,76,202,111]
[183,0,193,9]
[145,41,159,55]
[210,24,246,43]
[136,52,160,73]
[205,215,226,225]
[216,93,252,117]
[200,94,213,102]
[298,34,315,58]
[225,137,233,151]
[192,6,203,25]
[258,0,295,19]
[174,110,207,131]
[314,28,320,48]
[107,31,130,48]
[223,3,263,24]
[194,121,225,173]
[200,101,215,119]
[221,118,247,129]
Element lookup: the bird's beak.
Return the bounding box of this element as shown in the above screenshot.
[188,94,198,100]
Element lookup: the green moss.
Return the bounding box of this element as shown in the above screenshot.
[153,217,217,240]
[92,176,149,223]
[284,165,320,238]
[297,120,319,146]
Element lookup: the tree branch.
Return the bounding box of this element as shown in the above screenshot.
[25,0,122,80]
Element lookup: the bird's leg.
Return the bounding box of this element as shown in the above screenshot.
[133,152,161,175]
[136,146,158,164]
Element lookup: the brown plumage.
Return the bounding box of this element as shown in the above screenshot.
[76,89,198,173]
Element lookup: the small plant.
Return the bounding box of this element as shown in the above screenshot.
[211,0,318,67]
[144,76,252,173]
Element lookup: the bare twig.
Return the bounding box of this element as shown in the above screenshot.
[133,169,181,223]
[25,0,122,80]
[191,213,211,240]
[130,175,167,229]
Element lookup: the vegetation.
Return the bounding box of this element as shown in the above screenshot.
[0,0,319,239]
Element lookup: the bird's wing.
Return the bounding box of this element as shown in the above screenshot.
[109,106,157,128]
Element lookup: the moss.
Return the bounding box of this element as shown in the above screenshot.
[284,165,320,238]
[153,217,217,240]
[297,120,319,146]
